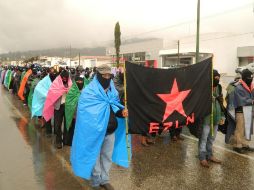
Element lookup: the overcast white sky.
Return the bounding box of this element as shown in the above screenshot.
[0,0,253,53]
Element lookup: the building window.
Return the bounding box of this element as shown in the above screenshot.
[162,56,192,67]
[134,52,145,61]
[248,57,254,63]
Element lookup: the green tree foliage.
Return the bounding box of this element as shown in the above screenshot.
[114,22,121,68]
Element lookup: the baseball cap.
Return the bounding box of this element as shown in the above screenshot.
[96,64,111,74]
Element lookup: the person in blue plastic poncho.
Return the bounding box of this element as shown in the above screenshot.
[71,64,128,190]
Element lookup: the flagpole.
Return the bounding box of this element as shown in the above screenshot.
[211,55,214,136]
[123,61,131,162]
[195,0,200,63]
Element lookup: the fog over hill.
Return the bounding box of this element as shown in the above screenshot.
[0,47,106,61]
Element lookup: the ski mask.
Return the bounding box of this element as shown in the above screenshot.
[30,64,35,70]
[213,69,220,87]
[49,68,57,82]
[18,67,23,72]
[32,68,37,75]
[97,72,111,89]
[119,72,124,84]
[241,69,253,87]
[70,68,76,75]
[96,64,112,89]
[76,66,83,76]
[60,70,69,85]
[85,72,90,79]
[84,68,90,79]
[75,76,84,90]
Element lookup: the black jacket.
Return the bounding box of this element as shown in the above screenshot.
[106,106,123,135]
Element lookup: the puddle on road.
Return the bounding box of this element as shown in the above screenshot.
[2,86,254,190]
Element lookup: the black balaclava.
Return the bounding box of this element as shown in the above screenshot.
[76,66,83,76]
[75,76,84,90]
[70,68,76,75]
[76,70,81,76]
[49,68,57,82]
[18,67,23,72]
[30,64,35,70]
[97,72,111,89]
[241,69,253,87]
[213,69,220,87]
[60,70,69,85]
[41,70,47,79]
[85,67,90,79]
[59,67,64,74]
[32,68,37,75]
[119,72,124,84]
[85,72,90,79]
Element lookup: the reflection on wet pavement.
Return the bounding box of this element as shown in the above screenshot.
[0,86,84,190]
[1,80,254,190]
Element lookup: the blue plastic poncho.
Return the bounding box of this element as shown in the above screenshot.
[31,75,52,118]
[71,76,130,179]
[112,118,132,168]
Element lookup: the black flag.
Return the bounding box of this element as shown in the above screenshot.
[126,57,212,135]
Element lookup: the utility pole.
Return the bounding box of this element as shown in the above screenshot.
[253,0,254,14]
[195,0,200,63]
[79,52,80,66]
[69,45,72,68]
[177,40,180,65]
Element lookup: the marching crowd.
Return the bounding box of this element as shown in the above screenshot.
[1,63,254,190]
[0,64,95,147]
[0,64,127,190]
[197,68,254,168]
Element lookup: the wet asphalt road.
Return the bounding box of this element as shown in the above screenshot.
[1,76,254,190]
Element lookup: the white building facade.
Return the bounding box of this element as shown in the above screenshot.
[161,33,254,75]
[106,33,254,76]
[106,39,163,67]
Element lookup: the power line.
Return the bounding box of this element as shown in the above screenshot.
[163,31,254,49]
[59,3,253,48]
[3,3,253,52]
[83,2,252,47]
[120,3,253,40]
[180,31,254,45]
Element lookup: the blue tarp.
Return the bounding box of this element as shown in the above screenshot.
[31,75,52,118]
[112,117,131,168]
[71,76,131,179]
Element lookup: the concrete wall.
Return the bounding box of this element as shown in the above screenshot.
[106,39,163,64]
[178,33,254,76]
[106,34,254,76]
[237,46,254,57]
[71,59,109,68]
[239,58,249,66]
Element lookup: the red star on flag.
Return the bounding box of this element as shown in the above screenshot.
[157,78,191,122]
